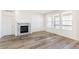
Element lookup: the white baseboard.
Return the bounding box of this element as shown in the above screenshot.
[31,28,45,33]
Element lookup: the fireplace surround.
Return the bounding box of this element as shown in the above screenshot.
[16,23,31,36]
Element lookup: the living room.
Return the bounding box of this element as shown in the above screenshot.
[0,10,79,49]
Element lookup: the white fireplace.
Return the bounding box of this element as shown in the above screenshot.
[16,23,31,36]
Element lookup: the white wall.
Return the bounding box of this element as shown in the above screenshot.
[31,14,44,32]
[1,11,15,37]
[0,11,1,38]
[45,10,79,40]
[72,10,79,40]
[16,11,44,33]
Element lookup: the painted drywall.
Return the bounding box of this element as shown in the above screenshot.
[31,14,44,32]
[44,10,79,40]
[1,11,15,37]
[15,11,44,33]
[0,11,1,38]
[72,10,79,40]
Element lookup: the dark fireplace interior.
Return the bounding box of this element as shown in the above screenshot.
[20,26,28,33]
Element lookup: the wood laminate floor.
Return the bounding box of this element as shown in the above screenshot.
[0,31,79,49]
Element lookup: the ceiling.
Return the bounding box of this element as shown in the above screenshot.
[3,10,58,14]
[17,10,56,14]
[24,10,53,14]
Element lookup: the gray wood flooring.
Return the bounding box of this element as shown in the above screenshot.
[0,31,79,49]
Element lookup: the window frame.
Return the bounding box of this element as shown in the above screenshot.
[47,16,52,28]
[47,11,72,31]
[61,12,72,30]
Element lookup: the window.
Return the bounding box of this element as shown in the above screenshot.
[61,12,72,30]
[47,11,72,31]
[54,15,61,29]
[51,16,55,28]
[47,16,52,28]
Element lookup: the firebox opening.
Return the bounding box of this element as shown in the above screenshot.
[20,26,28,33]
